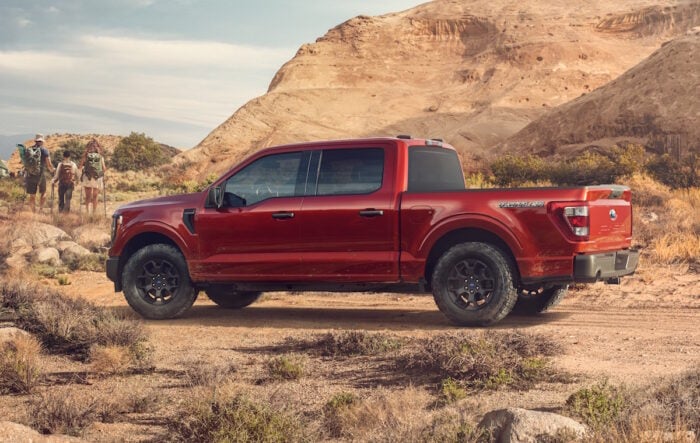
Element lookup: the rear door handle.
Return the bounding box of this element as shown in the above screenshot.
[359,209,384,217]
[272,212,295,220]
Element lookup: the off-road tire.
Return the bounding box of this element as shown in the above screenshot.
[122,244,197,319]
[431,242,517,326]
[205,287,261,309]
[512,285,568,314]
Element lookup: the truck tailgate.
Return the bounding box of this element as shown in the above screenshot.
[584,186,633,252]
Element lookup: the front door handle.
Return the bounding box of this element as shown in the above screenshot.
[359,209,384,217]
[272,212,295,220]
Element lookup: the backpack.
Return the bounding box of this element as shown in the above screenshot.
[24,146,42,177]
[85,152,103,179]
[59,163,74,185]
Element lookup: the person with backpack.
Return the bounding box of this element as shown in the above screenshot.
[79,138,107,215]
[52,150,79,213]
[19,134,55,212]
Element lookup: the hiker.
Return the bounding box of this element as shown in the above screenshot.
[79,138,106,215]
[19,134,55,212]
[52,150,79,213]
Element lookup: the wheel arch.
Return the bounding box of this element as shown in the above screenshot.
[424,228,521,289]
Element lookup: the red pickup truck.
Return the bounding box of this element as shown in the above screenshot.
[107,137,639,326]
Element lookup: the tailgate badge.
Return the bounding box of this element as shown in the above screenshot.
[609,209,617,221]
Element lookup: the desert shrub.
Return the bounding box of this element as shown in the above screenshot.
[627,173,672,207]
[32,263,70,279]
[438,377,467,405]
[0,280,148,360]
[0,332,43,394]
[548,152,620,186]
[490,155,547,186]
[29,387,122,435]
[182,359,236,386]
[89,345,132,376]
[399,332,564,391]
[0,179,26,207]
[171,390,308,442]
[111,132,168,172]
[566,380,626,429]
[323,392,358,437]
[297,330,404,357]
[646,154,700,189]
[162,173,219,195]
[420,412,488,443]
[321,386,430,441]
[266,354,305,381]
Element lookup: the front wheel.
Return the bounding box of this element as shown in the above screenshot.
[431,242,517,326]
[205,286,261,309]
[122,244,197,319]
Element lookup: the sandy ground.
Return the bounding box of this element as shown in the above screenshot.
[1,261,697,441]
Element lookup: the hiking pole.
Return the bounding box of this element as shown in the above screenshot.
[50,182,55,214]
[78,184,83,215]
[103,176,107,217]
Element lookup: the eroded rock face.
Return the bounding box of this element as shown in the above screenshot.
[478,408,587,443]
[176,0,700,179]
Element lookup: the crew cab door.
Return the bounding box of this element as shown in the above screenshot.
[296,144,399,281]
[193,151,308,281]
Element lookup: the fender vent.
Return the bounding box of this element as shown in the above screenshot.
[183,208,196,234]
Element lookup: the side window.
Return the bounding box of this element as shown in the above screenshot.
[224,152,303,206]
[407,147,465,192]
[315,148,384,196]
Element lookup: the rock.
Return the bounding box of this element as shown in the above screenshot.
[61,244,91,265]
[4,253,28,270]
[72,226,111,250]
[55,241,80,253]
[0,421,82,442]
[9,238,29,253]
[0,327,29,344]
[18,222,70,247]
[478,408,587,443]
[34,247,61,265]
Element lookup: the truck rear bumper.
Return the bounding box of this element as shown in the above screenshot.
[106,257,122,292]
[573,249,640,283]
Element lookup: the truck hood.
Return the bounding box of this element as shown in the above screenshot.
[116,192,203,212]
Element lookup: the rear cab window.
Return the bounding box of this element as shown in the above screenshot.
[407,146,465,192]
[309,148,384,196]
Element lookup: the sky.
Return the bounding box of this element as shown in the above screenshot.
[0,0,424,149]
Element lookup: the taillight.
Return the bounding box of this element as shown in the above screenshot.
[549,202,590,240]
[564,206,589,237]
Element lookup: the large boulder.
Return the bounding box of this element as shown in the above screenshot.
[33,247,61,266]
[0,328,29,344]
[478,408,587,443]
[60,244,91,265]
[71,226,110,251]
[0,421,82,442]
[18,223,70,247]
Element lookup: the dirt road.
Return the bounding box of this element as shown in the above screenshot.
[64,264,700,386]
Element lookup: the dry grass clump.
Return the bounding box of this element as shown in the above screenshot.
[567,369,699,441]
[322,387,431,441]
[29,387,122,436]
[399,331,565,391]
[294,330,404,357]
[266,354,306,381]
[171,387,308,442]
[0,332,43,394]
[89,345,132,376]
[181,358,236,387]
[1,280,149,361]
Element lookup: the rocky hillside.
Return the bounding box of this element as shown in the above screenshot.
[7,134,180,173]
[177,0,700,178]
[497,30,700,157]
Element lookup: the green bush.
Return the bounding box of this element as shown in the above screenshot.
[490,155,547,187]
[266,354,305,381]
[566,380,626,428]
[52,139,86,168]
[111,132,168,172]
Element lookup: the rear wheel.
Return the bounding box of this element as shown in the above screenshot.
[206,286,261,309]
[431,242,517,326]
[122,244,197,319]
[513,285,568,314]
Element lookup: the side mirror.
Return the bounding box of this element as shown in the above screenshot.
[206,186,223,208]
